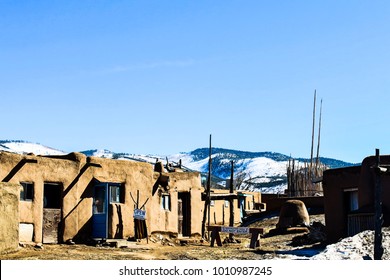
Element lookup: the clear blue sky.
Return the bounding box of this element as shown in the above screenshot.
[1,0,390,164]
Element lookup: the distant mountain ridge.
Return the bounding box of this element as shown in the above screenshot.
[180,147,355,193]
[0,140,356,193]
[190,147,353,169]
[190,148,291,162]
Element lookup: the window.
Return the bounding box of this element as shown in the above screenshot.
[94,186,106,214]
[224,200,229,208]
[344,189,358,212]
[349,191,358,211]
[110,184,124,203]
[20,182,34,201]
[210,200,215,207]
[161,194,171,211]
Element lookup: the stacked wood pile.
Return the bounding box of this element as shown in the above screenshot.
[286,158,327,197]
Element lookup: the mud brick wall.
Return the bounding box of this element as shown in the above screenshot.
[0,183,21,252]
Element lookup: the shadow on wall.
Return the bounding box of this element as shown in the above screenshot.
[62,179,95,243]
[72,217,93,244]
[114,204,123,239]
[2,158,38,182]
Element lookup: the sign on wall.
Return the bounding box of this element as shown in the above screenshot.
[133,209,146,220]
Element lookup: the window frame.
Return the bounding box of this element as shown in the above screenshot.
[109,183,124,204]
[20,182,34,201]
[161,193,171,211]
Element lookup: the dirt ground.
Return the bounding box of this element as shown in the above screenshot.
[2,215,326,260]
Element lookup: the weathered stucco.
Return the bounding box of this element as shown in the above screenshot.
[0,182,21,252]
[0,151,204,243]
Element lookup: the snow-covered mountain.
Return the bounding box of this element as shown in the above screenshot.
[168,148,354,193]
[0,140,66,156]
[0,140,354,194]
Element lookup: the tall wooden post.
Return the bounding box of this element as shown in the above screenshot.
[229,161,235,240]
[207,134,212,238]
[201,134,212,239]
[315,99,323,170]
[310,90,317,172]
[374,148,384,260]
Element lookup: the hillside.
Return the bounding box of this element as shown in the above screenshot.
[0,140,66,156]
[0,140,355,194]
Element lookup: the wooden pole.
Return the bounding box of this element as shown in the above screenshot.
[136,190,139,209]
[310,90,317,179]
[315,99,323,170]
[222,204,225,225]
[201,134,212,239]
[207,134,212,238]
[374,149,384,260]
[229,161,235,240]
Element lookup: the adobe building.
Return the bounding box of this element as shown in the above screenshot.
[0,151,263,245]
[322,155,390,243]
[207,189,262,225]
[0,151,204,244]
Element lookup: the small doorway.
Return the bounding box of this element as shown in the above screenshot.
[42,183,62,243]
[178,192,191,236]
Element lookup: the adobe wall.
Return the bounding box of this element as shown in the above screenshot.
[0,151,203,243]
[323,157,390,243]
[148,171,203,236]
[0,182,21,253]
[262,194,324,213]
[0,152,83,243]
[359,155,390,226]
[322,166,361,242]
[86,156,165,240]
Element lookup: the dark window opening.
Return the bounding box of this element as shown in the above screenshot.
[20,182,34,201]
[43,183,62,209]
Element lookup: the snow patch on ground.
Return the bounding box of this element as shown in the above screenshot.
[276,228,390,260]
[310,228,390,260]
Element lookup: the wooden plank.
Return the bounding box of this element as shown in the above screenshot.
[43,209,61,244]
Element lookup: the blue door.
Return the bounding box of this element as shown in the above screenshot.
[92,183,108,239]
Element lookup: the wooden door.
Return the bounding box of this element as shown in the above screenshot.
[92,183,109,239]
